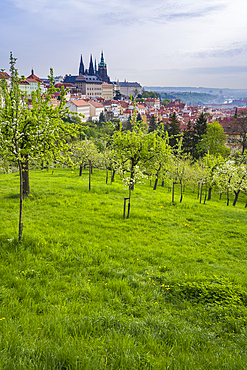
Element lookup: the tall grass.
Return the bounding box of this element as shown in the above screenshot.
[0,168,246,369]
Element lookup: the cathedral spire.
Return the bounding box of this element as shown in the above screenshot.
[88,54,94,76]
[99,51,106,67]
[79,55,84,75]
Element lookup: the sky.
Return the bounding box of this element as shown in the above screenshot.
[1,0,247,89]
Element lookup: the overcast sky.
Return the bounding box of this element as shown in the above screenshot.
[1,0,247,88]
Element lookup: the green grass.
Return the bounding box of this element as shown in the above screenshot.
[0,168,247,369]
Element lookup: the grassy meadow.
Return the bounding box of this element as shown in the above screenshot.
[0,167,247,369]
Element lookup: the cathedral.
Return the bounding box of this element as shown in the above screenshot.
[63,52,111,97]
[78,51,110,83]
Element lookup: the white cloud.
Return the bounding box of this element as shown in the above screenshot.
[1,0,247,88]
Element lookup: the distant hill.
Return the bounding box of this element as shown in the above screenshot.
[159,91,221,105]
[144,86,247,100]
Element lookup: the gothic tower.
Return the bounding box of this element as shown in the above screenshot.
[88,55,94,76]
[79,55,84,75]
[98,51,110,83]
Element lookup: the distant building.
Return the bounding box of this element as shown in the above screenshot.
[66,99,90,122]
[113,81,142,98]
[102,82,114,100]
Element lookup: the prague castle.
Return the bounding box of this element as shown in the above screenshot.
[63,52,111,97]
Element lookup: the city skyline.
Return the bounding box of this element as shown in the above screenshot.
[1,0,247,89]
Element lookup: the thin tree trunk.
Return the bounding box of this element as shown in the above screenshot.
[111,169,115,183]
[199,183,203,204]
[172,182,175,203]
[79,165,82,177]
[180,180,183,203]
[227,189,230,206]
[106,169,108,184]
[204,183,207,204]
[89,160,91,191]
[207,187,212,201]
[130,168,134,191]
[233,190,240,206]
[153,177,158,190]
[197,183,200,199]
[161,180,164,187]
[18,160,24,242]
[22,156,30,196]
[127,186,131,219]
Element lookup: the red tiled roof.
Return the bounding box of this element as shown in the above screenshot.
[26,74,42,83]
[102,83,112,87]
[0,72,10,79]
[71,99,90,107]
[89,100,104,108]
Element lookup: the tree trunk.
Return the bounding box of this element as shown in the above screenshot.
[197,183,200,199]
[18,160,24,242]
[161,180,164,187]
[22,156,30,196]
[89,160,91,191]
[153,178,158,190]
[130,168,135,191]
[233,190,240,206]
[79,165,83,177]
[172,182,175,203]
[199,183,203,204]
[111,169,115,183]
[227,189,230,206]
[106,170,108,184]
[127,186,131,218]
[207,187,212,201]
[180,180,183,203]
[204,183,207,204]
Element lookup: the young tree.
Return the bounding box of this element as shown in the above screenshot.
[197,121,229,157]
[110,97,157,217]
[0,53,78,241]
[71,139,100,190]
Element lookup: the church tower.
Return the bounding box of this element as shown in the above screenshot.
[79,55,84,75]
[88,55,94,76]
[98,51,110,83]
